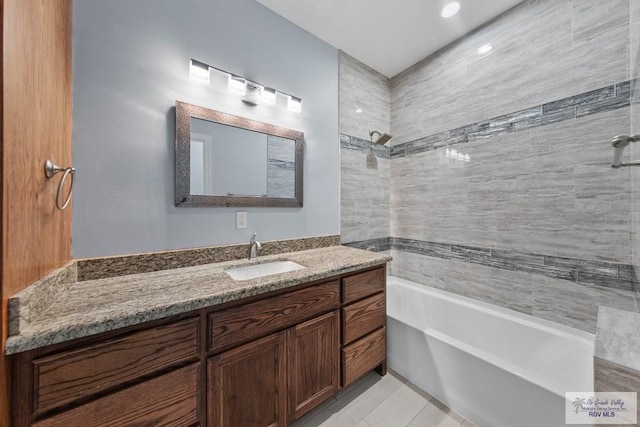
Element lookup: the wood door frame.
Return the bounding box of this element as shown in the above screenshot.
[1,0,8,422]
[1,1,73,425]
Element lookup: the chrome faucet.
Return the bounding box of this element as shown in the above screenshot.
[248,233,261,261]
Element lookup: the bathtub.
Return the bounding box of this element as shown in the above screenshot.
[386,276,594,427]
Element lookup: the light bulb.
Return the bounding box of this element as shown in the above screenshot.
[261,87,277,105]
[189,59,210,84]
[288,96,302,113]
[242,82,262,106]
[228,75,246,96]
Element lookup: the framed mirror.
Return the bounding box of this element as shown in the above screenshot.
[175,101,303,207]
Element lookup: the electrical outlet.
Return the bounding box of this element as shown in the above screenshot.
[236,211,247,229]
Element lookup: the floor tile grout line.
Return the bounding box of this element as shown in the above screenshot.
[389,371,475,427]
[403,399,431,427]
[362,372,432,427]
[358,372,412,426]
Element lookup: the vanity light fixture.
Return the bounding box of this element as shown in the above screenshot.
[288,96,302,114]
[261,87,277,105]
[242,81,262,106]
[228,75,247,96]
[189,59,210,84]
[188,58,302,113]
[441,2,460,18]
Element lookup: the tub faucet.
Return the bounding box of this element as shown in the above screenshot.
[248,233,261,261]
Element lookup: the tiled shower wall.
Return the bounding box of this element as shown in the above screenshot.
[340,0,640,334]
[388,0,639,333]
[340,52,391,247]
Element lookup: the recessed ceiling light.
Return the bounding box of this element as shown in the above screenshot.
[355,107,363,113]
[441,2,460,18]
[477,43,493,54]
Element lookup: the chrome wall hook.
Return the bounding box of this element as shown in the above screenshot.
[44,159,76,210]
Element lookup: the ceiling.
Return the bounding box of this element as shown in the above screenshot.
[257,0,524,78]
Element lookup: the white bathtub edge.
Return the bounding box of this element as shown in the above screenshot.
[387,275,595,343]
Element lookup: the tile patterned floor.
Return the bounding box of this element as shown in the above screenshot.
[291,370,475,427]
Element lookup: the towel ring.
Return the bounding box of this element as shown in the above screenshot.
[44,159,75,210]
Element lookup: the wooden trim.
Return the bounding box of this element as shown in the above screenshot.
[1,0,8,423]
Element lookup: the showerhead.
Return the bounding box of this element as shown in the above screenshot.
[369,130,393,145]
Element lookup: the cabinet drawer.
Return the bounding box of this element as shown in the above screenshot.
[33,363,199,427]
[209,280,340,353]
[341,267,385,304]
[342,327,386,387]
[342,292,385,345]
[33,318,199,413]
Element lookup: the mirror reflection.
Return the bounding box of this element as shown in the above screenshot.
[189,118,296,199]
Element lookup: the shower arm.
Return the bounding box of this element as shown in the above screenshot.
[611,135,640,168]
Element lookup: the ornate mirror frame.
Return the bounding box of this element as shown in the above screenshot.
[175,101,304,207]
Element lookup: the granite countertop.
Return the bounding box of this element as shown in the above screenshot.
[5,246,391,355]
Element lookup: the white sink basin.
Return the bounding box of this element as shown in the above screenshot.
[226,260,305,281]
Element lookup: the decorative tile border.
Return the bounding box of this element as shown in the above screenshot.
[344,237,638,291]
[390,79,638,159]
[77,235,341,281]
[340,134,390,159]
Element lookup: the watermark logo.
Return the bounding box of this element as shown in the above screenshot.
[566,392,637,424]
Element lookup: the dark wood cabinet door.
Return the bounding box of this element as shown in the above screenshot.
[208,331,287,427]
[288,310,340,421]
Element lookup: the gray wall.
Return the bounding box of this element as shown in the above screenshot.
[339,52,391,245]
[73,0,339,258]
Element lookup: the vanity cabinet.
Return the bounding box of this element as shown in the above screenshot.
[287,310,340,419]
[207,280,340,426]
[12,317,201,427]
[208,331,288,427]
[32,363,200,427]
[11,266,386,427]
[207,310,340,427]
[341,268,387,386]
